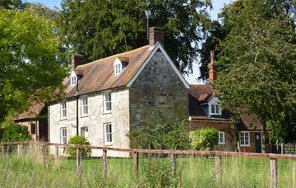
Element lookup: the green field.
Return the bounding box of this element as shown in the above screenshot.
[0,149,295,187]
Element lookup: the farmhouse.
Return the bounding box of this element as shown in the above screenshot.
[48,27,189,157]
[188,52,270,153]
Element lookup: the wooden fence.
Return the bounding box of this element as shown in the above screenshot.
[1,141,296,188]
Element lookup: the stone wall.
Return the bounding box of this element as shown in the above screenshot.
[129,51,189,129]
[49,88,130,157]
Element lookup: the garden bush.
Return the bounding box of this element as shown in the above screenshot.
[1,123,31,141]
[189,128,218,150]
[66,136,91,157]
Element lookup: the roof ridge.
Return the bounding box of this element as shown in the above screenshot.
[77,45,150,69]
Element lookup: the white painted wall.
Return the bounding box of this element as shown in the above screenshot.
[49,88,130,157]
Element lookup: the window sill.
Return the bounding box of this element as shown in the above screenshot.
[218,143,225,145]
[240,145,250,147]
[81,114,88,118]
[103,111,112,115]
[104,143,113,146]
[60,118,67,121]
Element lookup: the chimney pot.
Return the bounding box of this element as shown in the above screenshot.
[149,27,164,46]
[71,54,85,70]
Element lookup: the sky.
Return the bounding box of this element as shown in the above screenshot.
[24,0,233,84]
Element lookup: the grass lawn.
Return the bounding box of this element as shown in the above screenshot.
[0,150,295,187]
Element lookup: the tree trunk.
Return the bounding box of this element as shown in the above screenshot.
[262,124,267,153]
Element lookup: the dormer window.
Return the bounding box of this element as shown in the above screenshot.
[71,75,77,85]
[113,57,128,75]
[208,96,222,116]
[211,104,220,114]
[114,64,122,75]
[70,71,78,85]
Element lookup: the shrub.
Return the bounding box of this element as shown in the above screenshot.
[128,112,189,150]
[66,136,91,157]
[189,128,218,150]
[1,123,31,141]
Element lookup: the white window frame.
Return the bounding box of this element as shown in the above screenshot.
[240,131,250,146]
[113,58,123,75]
[210,104,220,115]
[103,92,112,113]
[114,64,122,75]
[60,127,67,144]
[208,97,222,116]
[81,96,88,116]
[70,75,77,85]
[81,127,89,138]
[104,123,112,145]
[60,101,67,119]
[218,131,225,144]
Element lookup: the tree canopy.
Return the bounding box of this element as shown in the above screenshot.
[0,8,67,122]
[209,0,296,144]
[60,0,212,73]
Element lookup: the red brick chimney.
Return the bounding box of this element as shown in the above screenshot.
[149,27,164,46]
[71,54,85,70]
[208,50,217,83]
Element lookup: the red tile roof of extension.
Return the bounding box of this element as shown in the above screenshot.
[189,84,217,103]
[64,45,153,98]
[188,84,224,119]
[15,101,45,120]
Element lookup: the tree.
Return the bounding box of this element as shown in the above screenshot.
[128,112,189,150]
[212,0,296,149]
[0,9,67,122]
[60,0,212,73]
[0,0,22,9]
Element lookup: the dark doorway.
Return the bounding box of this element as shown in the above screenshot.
[255,132,262,153]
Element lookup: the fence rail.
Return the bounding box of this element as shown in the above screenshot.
[1,141,295,188]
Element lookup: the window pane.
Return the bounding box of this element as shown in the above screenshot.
[61,128,67,144]
[216,105,220,113]
[104,93,112,112]
[61,102,67,118]
[105,123,112,143]
[211,105,215,113]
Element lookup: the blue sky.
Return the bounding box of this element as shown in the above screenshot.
[24,0,232,19]
[24,0,233,83]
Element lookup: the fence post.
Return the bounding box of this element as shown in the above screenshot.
[270,158,278,188]
[215,156,222,180]
[102,149,107,177]
[17,144,20,157]
[55,145,59,160]
[76,146,82,175]
[170,154,176,176]
[133,151,139,176]
[281,143,284,154]
[293,162,296,188]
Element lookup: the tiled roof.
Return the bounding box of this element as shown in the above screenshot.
[65,45,153,98]
[238,114,266,131]
[189,84,221,118]
[189,84,217,103]
[189,84,264,129]
[15,101,45,120]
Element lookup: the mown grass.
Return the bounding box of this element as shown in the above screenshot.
[0,146,295,188]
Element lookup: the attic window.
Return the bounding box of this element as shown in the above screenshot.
[70,75,77,85]
[114,64,122,75]
[208,97,222,116]
[113,57,128,75]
